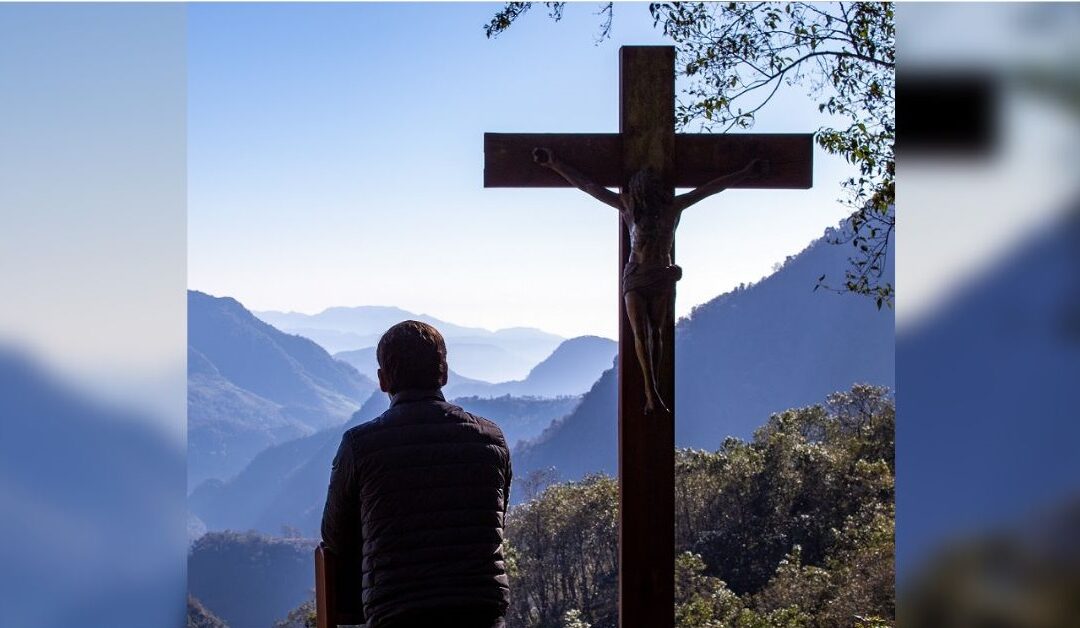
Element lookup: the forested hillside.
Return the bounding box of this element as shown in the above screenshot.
[512,223,895,497]
[266,385,895,628]
[188,532,316,628]
[506,385,894,627]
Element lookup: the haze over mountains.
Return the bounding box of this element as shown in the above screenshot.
[188,218,896,535]
[188,292,602,536]
[188,291,376,487]
[188,390,580,537]
[335,335,616,399]
[511,221,896,497]
[255,305,566,381]
[187,216,900,625]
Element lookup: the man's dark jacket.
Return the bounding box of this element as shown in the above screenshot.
[321,388,512,627]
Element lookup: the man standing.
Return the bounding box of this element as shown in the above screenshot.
[321,321,512,628]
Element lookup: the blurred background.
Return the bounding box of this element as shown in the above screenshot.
[1,3,1078,627]
[0,4,187,627]
[895,3,1080,626]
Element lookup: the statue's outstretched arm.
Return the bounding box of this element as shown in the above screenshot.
[673,159,769,212]
[534,147,622,210]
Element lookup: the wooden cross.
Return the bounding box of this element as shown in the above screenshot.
[483,46,812,628]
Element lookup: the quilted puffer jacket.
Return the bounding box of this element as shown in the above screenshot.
[321,388,513,627]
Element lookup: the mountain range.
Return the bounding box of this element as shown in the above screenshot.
[188,390,580,537]
[255,305,564,381]
[189,217,895,529]
[335,334,617,399]
[185,215,902,624]
[188,291,376,488]
[511,220,896,497]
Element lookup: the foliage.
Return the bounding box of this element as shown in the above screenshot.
[272,385,894,628]
[563,608,593,628]
[502,384,894,627]
[902,498,1080,628]
[504,474,620,627]
[485,2,895,307]
[272,599,317,628]
[188,531,316,628]
[187,595,229,628]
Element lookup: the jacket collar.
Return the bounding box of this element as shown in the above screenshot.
[389,388,445,408]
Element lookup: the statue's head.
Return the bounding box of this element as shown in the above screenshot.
[627,168,672,215]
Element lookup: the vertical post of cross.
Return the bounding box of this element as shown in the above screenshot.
[484,43,812,627]
[617,46,676,628]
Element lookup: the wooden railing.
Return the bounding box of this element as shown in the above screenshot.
[314,543,366,628]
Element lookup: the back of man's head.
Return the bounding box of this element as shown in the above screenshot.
[376,320,448,394]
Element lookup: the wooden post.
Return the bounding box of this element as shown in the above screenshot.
[482,44,812,628]
[315,544,336,628]
[315,543,366,628]
[617,46,676,628]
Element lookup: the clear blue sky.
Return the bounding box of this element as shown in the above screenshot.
[188,2,857,339]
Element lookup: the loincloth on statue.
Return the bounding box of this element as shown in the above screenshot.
[622,261,682,296]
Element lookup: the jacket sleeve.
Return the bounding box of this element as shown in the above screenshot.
[321,433,363,559]
[320,432,366,623]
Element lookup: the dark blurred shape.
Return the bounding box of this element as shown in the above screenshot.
[902,499,1080,628]
[897,73,999,156]
[896,6,1080,625]
[188,531,316,628]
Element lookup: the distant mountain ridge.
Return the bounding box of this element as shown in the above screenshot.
[511,219,895,498]
[188,291,376,487]
[255,305,564,381]
[335,335,617,399]
[189,390,580,537]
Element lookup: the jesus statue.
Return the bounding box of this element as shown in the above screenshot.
[533,147,768,414]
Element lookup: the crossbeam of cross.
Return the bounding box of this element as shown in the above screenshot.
[484,46,812,628]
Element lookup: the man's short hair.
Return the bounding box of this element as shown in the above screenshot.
[376,320,448,394]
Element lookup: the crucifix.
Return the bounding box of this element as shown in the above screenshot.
[483,46,812,628]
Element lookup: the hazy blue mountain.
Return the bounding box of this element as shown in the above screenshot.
[335,345,495,396]
[331,345,379,379]
[348,391,581,449]
[187,596,229,628]
[188,531,315,628]
[501,335,616,397]
[457,395,581,448]
[255,305,564,381]
[188,290,376,487]
[349,388,393,426]
[896,207,1080,582]
[256,304,480,339]
[188,424,339,532]
[443,336,616,398]
[512,220,896,498]
[441,341,540,383]
[335,335,616,399]
[189,391,580,537]
[0,348,185,628]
